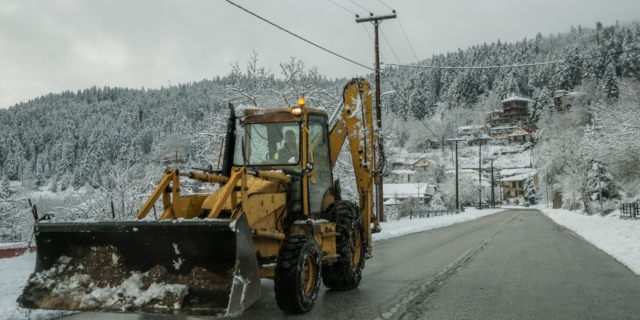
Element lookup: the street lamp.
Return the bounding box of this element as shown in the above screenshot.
[447,138,465,210]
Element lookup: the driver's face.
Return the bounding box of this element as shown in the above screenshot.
[285,133,296,144]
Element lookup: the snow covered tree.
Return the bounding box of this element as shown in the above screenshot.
[0,171,10,198]
[601,57,619,99]
[524,176,538,204]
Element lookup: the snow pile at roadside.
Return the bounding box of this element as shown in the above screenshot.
[373,207,506,242]
[542,207,640,275]
[0,253,71,320]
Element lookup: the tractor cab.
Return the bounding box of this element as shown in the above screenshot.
[236,99,336,217]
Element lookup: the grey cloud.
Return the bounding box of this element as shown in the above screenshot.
[1,0,639,108]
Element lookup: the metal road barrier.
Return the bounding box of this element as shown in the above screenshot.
[409,208,461,219]
[620,203,638,219]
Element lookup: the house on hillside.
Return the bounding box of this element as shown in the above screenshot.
[552,90,584,113]
[489,125,518,142]
[383,183,436,205]
[162,153,186,165]
[508,127,534,145]
[500,169,538,199]
[485,109,504,125]
[500,96,533,124]
[467,133,493,146]
[390,169,415,183]
[411,158,432,172]
[457,125,488,138]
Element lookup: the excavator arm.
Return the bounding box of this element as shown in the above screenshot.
[329,79,381,249]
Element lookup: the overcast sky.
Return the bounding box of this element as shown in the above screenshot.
[1,0,639,109]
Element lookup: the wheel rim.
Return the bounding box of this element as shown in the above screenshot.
[302,254,316,296]
[350,227,362,269]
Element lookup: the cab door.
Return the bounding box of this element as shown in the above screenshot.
[307,114,334,215]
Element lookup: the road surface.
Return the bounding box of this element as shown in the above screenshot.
[60,209,640,319]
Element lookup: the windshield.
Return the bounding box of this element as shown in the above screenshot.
[233,121,301,166]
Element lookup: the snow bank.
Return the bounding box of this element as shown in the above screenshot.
[542,208,640,276]
[373,208,506,242]
[0,252,71,320]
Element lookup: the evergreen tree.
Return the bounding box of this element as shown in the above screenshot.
[524,176,538,204]
[601,57,619,99]
[49,173,59,193]
[0,171,10,198]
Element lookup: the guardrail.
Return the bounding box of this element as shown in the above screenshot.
[620,203,638,219]
[409,208,461,219]
[0,243,36,259]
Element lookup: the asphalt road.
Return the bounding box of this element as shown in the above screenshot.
[60,209,640,320]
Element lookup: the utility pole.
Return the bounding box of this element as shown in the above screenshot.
[447,138,465,210]
[598,163,603,215]
[490,158,495,209]
[478,143,482,210]
[356,12,396,223]
[546,175,549,208]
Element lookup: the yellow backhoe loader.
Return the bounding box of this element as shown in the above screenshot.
[18,78,383,316]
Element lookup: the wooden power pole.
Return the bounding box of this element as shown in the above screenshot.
[356,12,396,223]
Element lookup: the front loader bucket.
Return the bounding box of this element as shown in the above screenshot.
[18,214,261,317]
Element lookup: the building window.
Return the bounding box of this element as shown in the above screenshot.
[512,182,516,188]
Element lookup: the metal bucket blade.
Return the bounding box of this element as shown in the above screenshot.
[18,214,261,316]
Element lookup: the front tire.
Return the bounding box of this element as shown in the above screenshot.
[321,200,366,290]
[274,236,322,314]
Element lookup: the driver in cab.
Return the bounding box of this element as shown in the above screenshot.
[275,130,299,164]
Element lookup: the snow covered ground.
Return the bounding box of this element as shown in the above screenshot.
[0,207,506,319]
[0,253,72,320]
[373,207,506,241]
[541,207,640,276]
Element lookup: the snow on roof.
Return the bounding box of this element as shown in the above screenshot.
[501,173,534,182]
[445,169,480,175]
[458,125,485,131]
[412,158,432,166]
[500,168,537,176]
[468,134,493,141]
[501,96,533,103]
[391,169,416,175]
[384,183,430,197]
[473,180,492,187]
[383,198,401,205]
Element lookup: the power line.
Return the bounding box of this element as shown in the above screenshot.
[386,48,640,70]
[327,0,357,15]
[350,0,372,14]
[225,0,374,71]
[377,0,393,10]
[397,18,420,63]
[361,24,387,63]
[380,72,440,139]
[379,26,401,64]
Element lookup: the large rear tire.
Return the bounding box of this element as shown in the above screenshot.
[274,236,322,314]
[321,200,365,290]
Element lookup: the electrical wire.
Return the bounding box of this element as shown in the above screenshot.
[225,0,374,71]
[350,0,372,14]
[327,0,358,15]
[379,26,401,64]
[380,72,440,141]
[386,48,640,70]
[377,0,393,10]
[397,18,420,63]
